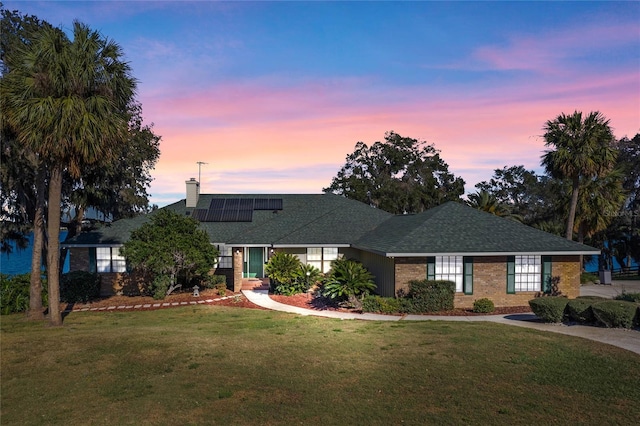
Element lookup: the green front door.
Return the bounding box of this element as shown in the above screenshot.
[247,247,264,278]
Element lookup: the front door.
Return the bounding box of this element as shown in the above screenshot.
[247,247,264,278]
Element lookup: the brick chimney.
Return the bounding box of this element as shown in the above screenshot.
[185,178,200,208]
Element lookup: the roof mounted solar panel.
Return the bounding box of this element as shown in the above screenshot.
[209,198,225,210]
[255,198,283,210]
[239,198,254,210]
[237,209,253,222]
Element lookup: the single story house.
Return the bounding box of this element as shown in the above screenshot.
[62,178,599,308]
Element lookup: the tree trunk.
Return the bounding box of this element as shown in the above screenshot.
[27,167,47,321]
[565,175,580,241]
[46,165,63,326]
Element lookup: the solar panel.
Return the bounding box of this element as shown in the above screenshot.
[192,209,208,221]
[254,198,283,210]
[237,209,253,222]
[194,197,282,222]
[239,198,254,210]
[225,198,240,210]
[209,198,225,210]
[220,208,238,222]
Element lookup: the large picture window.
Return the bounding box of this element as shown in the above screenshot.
[96,247,126,273]
[307,247,338,273]
[514,255,541,292]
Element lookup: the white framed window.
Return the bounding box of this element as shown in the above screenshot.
[307,247,338,273]
[96,247,126,273]
[435,255,463,292]
[515,255,541,292]
[217,245,233,269]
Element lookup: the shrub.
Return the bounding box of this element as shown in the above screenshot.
[566,298,598,323]
[60,271,100,303]
[265,252,302,292]
[473,298,495,313]
[215,283,227,296]
[1,273,48,315]
[592,300,639,329]
[362,295,401,314]
[614,292,640,303]
[528,297,568,323]
[203,274,226,289]
[580,272,598,284]
[151,275,171,300]
[323,258,376,308]
[399,280,455,314]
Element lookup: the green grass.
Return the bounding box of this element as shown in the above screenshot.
[2,306,640,425]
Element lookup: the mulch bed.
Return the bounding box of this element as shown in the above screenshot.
[269,293,532,316]
[66,289,532,316]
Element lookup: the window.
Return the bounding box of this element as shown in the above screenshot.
[427,256,472,293]
[514,255,541,292]
[307,247,338,273]
[96,247,126,273]
[434,255,463,292]
[217,245,233,269]
[508,255,549,294]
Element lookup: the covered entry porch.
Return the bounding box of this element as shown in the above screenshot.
[232,246,270,292]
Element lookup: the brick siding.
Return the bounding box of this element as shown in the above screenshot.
[395,255,582,309]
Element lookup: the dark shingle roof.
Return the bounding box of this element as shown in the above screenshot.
[64,197,598,257]
[354,201,599,256]
[63,194,392,247]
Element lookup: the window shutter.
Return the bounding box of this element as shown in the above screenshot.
[89,247,97,273]
[542,255,552,292]
[506,256,515,294]
[426,257,435,280]
[463,257,473,295]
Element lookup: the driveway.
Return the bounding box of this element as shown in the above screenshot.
[580,280,640,298]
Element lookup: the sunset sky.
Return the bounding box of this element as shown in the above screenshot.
[6,1,640,206]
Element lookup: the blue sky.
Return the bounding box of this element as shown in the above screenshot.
[5,1,639,206]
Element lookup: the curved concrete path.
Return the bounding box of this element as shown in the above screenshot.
[242,289,640,355]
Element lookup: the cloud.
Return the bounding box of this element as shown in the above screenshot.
[471,21,639,73]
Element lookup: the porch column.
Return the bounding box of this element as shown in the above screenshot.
[233,247,244,293]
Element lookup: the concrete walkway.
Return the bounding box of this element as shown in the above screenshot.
[242,289,640,356]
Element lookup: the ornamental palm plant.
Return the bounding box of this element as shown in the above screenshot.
[1,22,135,325]
[324,258,376,308]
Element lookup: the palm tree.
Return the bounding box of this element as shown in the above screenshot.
[466,190,522,221]
[1,22,135,325]
[541,111,617,240]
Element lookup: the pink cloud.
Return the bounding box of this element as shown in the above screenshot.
[473,21,639,73]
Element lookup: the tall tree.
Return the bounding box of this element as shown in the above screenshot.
[1,21,136,325]
[121,209,219,300]
[541,111,617,240]
[473,165,564,231]
[1,8,53,319]
[324,131,464,214]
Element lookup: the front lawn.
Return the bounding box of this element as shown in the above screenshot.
[2,306,639,425]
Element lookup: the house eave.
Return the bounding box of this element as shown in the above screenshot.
[354,247,600,258]
[271,243,351,248]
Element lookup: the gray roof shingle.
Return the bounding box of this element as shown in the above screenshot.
[354,201,599,256]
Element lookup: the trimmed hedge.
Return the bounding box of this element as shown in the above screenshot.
[566,298,598,323]
[60,271,101,303]
[362,295,401,314]
[592,300,639,329]
[528,297,568,323]
[615,292,640,303]
[401,280,455,314]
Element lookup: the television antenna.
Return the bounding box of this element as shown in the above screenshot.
[196,161,208,184]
